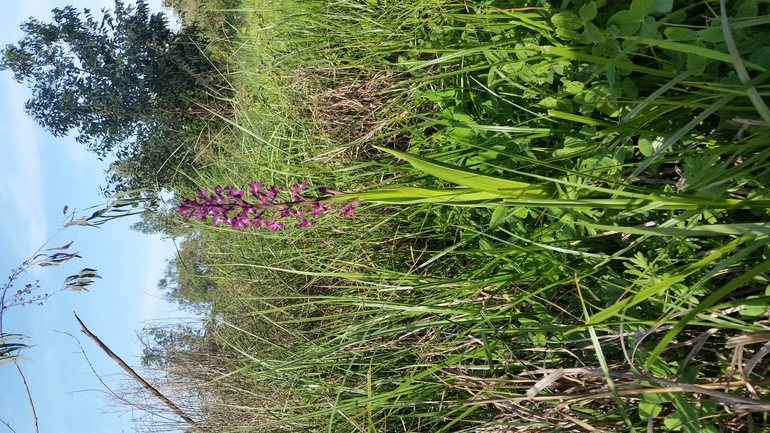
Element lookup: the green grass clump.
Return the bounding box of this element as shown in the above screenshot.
[143,0,770,432]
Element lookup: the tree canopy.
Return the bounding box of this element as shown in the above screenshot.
[1,0,223,185]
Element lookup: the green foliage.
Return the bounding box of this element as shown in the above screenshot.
[158,236,217,312]
[1,0,234,196]
[132,0,770,431]
[2,1,200,155]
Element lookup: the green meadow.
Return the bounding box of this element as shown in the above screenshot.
[137,0,770,431]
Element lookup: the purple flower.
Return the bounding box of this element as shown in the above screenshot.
[297,213,312,228]
[248,182,264,195]
[341,199,360,219]
[176,181,358,231]
[290,183,308,201]
[263,220,284,231]
[311,200,328,218]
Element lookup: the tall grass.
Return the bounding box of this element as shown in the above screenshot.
[149,0,770,431]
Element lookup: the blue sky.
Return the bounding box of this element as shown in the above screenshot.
[0,1,191,432]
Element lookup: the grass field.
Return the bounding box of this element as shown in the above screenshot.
[142,0,770,431]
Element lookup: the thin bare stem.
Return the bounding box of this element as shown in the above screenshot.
[0,418,18,433]
[74,312,204,432]
[13,360,39,433]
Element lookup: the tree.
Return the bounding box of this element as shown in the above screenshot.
[159,236,217,313]
[0,0,221,160]
[129,205,193,239]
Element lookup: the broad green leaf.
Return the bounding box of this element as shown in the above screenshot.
[579,1,597,22]
[551,12,582,30]
[489,206,506,228]
[539,97,558,108]
[698,25,725,43]
[608,10,641,36]
[687,40,708,76]
[638,401,662,419]
[630,0,656,19]
[584,83,621,117]
[736,0,758,18]
[672,397,701,433]
[664,27,698,41]
[749,47,770,70]
[562,79,586,94]
[655,0,673,13]
[556,28,580,40]
[637,135,653,156]
[664,414,683,429]
[739,297,767,317]
[670,9,688,23]
[620,77,638,98]
[580,21,604,44]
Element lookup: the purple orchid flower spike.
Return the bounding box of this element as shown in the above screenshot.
[176,181,360,231]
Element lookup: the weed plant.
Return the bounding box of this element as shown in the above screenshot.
[150,0,770,431]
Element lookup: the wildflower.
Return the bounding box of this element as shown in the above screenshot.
[290,183,307,201]
[297,213,312,228]
[341,199,360,219]
[176,181,359,230]
[311,201,327,218]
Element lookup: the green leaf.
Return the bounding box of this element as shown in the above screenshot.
[672,397,701,433]
[375,147,551,197]
[580,21,604,44]
[556,28,580,40]
[579,1,597,22]
[584,83,621,117]
[687,40,709,76]
[608,10,641,37]
[664,413,683,429]
[736,0,758,18]
[630,0,656,19]
[575,221,770,237]
[664,27,698,41]
[562,79,585,94]
[638,401,662,419]
[655,0,673,13]
[62,205,69,215]
[539,97,558,108]
[749,47,770,70]
[698,26,725,43]
[649,247,770,365]
[620,77,638,98]
[637,135,653,156]
[589,237,747,323]
[489,206,506,228]
[551,12,583,30]
[629,37,766,71]
[739,296,767,317]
